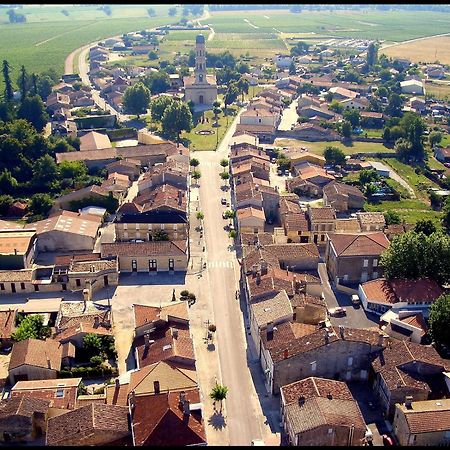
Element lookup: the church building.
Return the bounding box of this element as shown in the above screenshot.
[183,34,218,110]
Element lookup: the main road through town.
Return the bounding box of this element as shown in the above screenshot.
[194,111,273,445]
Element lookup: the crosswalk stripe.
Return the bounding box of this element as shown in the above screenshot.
[207,260,234,268]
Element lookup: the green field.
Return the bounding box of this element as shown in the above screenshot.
[2,6,450,90]
[202,10,450,41]
[273,139,395,156]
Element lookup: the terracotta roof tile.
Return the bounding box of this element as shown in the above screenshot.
[133,302,189,329]
[131,388,206,446]
[9,338,62,371]
[46,403,130,446]
[308,206,336,221]
[101,240,187,257]
[250,291,293,327]
[0,396,50,420]
[0,309,16,339]
[328,232,389,256]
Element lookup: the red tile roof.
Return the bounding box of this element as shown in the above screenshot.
[328,232,389,256]
[133,302,189,329]
[102,240,186,257]
[0,309,16,339]
[131,388,206,446]
[9,338,62,371]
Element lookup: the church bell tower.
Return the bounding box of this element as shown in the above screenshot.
[195,34,206,84]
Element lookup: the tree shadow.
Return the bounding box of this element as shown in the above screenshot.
[207,343,216,351]
[208,411,227,430]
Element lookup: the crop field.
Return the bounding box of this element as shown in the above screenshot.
[202,10,450,42]
[382,36,450,65]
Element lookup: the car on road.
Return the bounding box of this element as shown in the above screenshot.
[328,306,346,316]
[284,170,290,176]
[351,294,361,306]
[277,169,283,176]
[221,197,227,205]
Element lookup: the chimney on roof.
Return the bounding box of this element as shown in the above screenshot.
[327,393,333,400]
[153,380,160,395]
[115,378,120,388]
[324,331,329,344]
[178,190,183,206]
[94,316,100,327]
[256,270,261,285]
[179,390,186,404]
[260,259,268,275]
[405,396,413,409]
[47,357,52,369]
[14,248,17,255]
[339,325,345,339]
[299,396,305,407]
[378,332,385,347]
[283,348,289,359]
[172,328,179,339]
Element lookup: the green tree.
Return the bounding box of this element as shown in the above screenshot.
[220,159,229,168]
[2,60,14,102]
[196,211,204,220]
[394,137,413,161]
[12,315,51,341]
[83,333,102,358]
[390,125,405,141]
[442,196,450,233]
[382,127,391,142]
[343,109,361,127]
[152,230,169,241]
[59,160,88,180]
[33,154,59,189]
[386,92,403,117]
[0,195,14,215]
[384,210,401,226]
[161,101,193,144]
[359,169,379,186]
[17,95,49,132]
[0,169,18,193]
[36,75,53,101]
[223,210,235,219]
[150,95,173,122]
[376,86,389,98]
[323,146,346,167]
[366,42,378,67]
[29,193,53,217]
[236,77,249,102]
[429,130,443,148]
[329,99,344,114]
[144,71,171,94]
[190,158,200,168]
[19,65,27,101]
[414,219,437,236]
[429,293,450,350]
[290,41,309,56]
[224,83,239,111]
[191,170,201,182]
[210,384,228,412]
[148,50,158,61]
[123,83,151,118]
[289,61,296,75]
[341,120,352,138]
[220,171,230,183]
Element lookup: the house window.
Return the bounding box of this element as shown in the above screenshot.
[310,361,317,372]
[328,429,333,434]
[76,279,81,287]
[123,223,128,230]
[199,74,203,82]
[34,285,39,292]
[161,224,165,230]
[123,231,128,240]
[373,259,378,267]
[173,223,178,231]
[0,283,4,290]
[373,271,379,279]
[136,223,140,230]
[348,356,353,366]
[136,232,141,239]
[20,283,25,290]
[363,259,369,267]
[343,274,349,282]
[56,389,64,398]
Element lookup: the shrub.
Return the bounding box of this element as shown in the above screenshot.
[90,355,104,366]
[180,290,189,297]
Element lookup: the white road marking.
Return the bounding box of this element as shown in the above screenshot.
[207,260,234,268]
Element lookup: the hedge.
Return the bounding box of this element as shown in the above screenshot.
[59,365,118,379]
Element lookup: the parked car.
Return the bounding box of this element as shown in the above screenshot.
[277,169,283,175]
[221,197,227,205]
[328,306,346,316]
[284,170,290,176]
[351,294,360,305]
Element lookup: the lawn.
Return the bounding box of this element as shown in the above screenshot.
[379,158,440,201]
[424,81,450,101]
[364,199,442,225]
[182,106,239,152]
[273,139,395,156]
